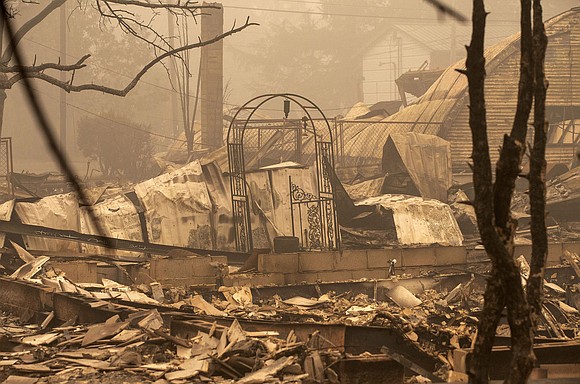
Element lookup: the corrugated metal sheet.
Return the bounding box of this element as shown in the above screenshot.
[355,194,463,246]
[344,7,580,172]
[0,200,14,253]
[15,193,81,252]
[202,161,236,251]
[341,120,411,168]
[343,102,374,120]
[344,177,385,200]
[245,166,318,244]
[6,158,322,255]
[79,194,144,258]
[445,8,580,171]
[134,160,214,249]
[384,133,452,202]
[245,170,276,249]
[269,166,318,237]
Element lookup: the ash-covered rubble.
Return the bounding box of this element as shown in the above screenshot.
[0,308,326,384]
[2,247,580,383]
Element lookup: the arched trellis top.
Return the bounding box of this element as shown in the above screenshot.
[226,93,340,254]
[226,93,334,146]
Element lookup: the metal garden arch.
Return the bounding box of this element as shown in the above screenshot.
[226,93,340,253]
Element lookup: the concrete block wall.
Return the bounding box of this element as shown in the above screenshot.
[64,241,579,288]
[515,242,579,266]
[148,257,224,287]
[258,246,468,284]
[49,261,98,283]
[224,273,285,287]
[96,256,227,287]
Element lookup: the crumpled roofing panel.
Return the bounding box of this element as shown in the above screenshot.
[15,193,81,253]
[0,199,14,253]
[355,194,463,246]
[134,160,213,249]
[384,132,452,202]
[79,194,144,258]
[203,161,236,251]
[246,170,276,249]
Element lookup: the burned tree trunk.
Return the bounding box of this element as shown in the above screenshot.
[465,0,549,383]
[526,0,549,327]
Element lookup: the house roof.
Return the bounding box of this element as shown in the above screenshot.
[393,24,518,52]
[342,6,580,172]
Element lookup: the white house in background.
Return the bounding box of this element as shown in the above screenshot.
[361,23,517,105]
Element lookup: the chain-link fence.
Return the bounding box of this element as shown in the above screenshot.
[0,138,13,195]
[334,120,442,177]
[230,118,336,170]
[236,118,443,178]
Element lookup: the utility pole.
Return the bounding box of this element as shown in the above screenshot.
[59,2,67,153]
[168,13,180,138]
[449,0,458,64]
[200,2,223,150]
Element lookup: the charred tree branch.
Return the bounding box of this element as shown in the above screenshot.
[466,0,501,258]
[0,0,112,248]
[493,0,533,234]
[4,20,256,94]
[423,0,468,23]
[526,0,549,328]
[104,0,220,11]
[1,0,67,64]
[468,270,505,383]
[466,0,540,382]
[0,54,90,73]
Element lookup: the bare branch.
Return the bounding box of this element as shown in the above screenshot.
[467,1,539,382]
[0,0,113,249]
[6,20,257,95]
[104,0,220,11]
[97,0,177,55]
[0,54,90,73]
[1,0,67,64]
[493,0,534,236]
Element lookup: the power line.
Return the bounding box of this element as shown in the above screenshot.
[21,36,352,113]
[224,4,520,24]
[17,83,186,146]
[225,4,439,21]
[22,36,180,94]
[251,0,414,11]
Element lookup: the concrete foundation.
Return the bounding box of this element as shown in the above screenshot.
[251,242,580,286]
[38,242,580,288]
[257,246,468,285]
[49,256,227,287]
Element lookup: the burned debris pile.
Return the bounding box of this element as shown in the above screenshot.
[0,138,579,382]
[0,145,579,382]
[0,308,322,383]
[2,245,580,383]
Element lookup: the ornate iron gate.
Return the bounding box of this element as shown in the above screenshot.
[226,94,339,253]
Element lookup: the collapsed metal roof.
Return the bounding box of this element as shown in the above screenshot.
[343,7,580,172]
